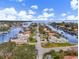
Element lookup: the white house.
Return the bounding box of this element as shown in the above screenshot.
[11,32,30,45]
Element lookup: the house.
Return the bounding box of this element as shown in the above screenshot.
[44,28,50,33]
[48,35,68,43]
[70,46,78,51]
[64,56,78,59]
[11,31,30,45]
[11,38,28,45]
[60,25,65,28]
[48,32,56,36]
[48,36,58,43]
[74,29,78,33]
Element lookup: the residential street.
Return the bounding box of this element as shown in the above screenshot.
[35,23,77,59]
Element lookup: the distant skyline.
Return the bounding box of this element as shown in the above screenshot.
[0,0,78,21]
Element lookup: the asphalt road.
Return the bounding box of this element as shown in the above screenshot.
[35,24,77,59]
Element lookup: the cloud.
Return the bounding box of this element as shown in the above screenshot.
[0,7,56,21]
[59,11,78,20]
[28,10,36,15]
[43,12,54,17]
[0,7,34,20]
[66,15,78,20]
[10,0,23,2]
[57,12,78,20]
[0,7,17,20]
[31,5,38,9]
[61,13,66,16]
[18,11,27,16]
[18,11,34,20]
[36,11,54,21]
[71,0,78,10]
[18,0,23,2]
[3,8,17,15]
[42,8,54,18]
[0,7,77,21]
[16,0,23,2]
[43,8,54,12]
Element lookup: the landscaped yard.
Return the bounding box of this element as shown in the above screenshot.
[29,36,37,43]
[11,44,36,59]
[0,42,36,59]
[43,50,78,59]
[0,24,10,32]
[42,43,75,48]
[29,23,37,43]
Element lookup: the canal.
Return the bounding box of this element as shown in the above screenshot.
[0,22,31,43]
[46,25,78,43]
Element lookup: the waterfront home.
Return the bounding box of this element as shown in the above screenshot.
[44,28,50,33]
[48,36,57,43]
[74,29,78,34]
[11,38,28,45]
[18,31,30,38]
[44,28,47,31]
[48,36,68,43]
[48,32,57,36]
[11,31,30,45]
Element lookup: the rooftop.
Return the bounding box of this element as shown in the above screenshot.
[64,56,78,59]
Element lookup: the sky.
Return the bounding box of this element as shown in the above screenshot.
[0,0,78,21]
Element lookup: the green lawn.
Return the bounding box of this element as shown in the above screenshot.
[29,36,37,43]
[11,44,36,59]
[0,42,36,59]
[42,43,75,48]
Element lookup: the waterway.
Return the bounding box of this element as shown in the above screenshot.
[46,25,78,43]
[0,22,31,44]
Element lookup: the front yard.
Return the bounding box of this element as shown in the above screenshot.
[42,43,75,48]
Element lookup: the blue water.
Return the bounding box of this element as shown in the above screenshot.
[0,22,31,44]
[0,27,23,43]
[47,25,78,43]
[32,20,78,23]
[0,22,77,44]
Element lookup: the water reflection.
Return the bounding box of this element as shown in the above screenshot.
[47,25,78,43]
[0,27,23,43]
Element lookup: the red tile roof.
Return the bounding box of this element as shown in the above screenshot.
[64,56,78,59]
